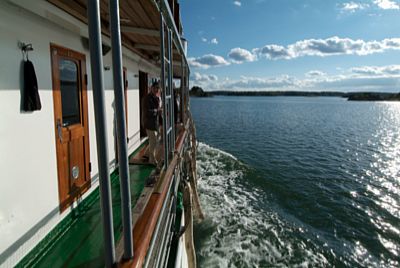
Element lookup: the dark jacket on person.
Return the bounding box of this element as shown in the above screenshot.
[144,93,160,131]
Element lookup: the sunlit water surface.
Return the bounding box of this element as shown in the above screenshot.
[191,96,400,267]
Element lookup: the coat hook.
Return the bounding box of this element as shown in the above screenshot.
[18,42,34,61]
[18,41,34,52]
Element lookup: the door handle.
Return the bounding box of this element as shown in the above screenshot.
[57,119,63,143]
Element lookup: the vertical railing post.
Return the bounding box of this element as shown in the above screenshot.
[187,67,190,100]
[108,0,133,259]
[87,0,116,267]
[180,58,184,124]
[160,11,169,169]
[168,30,175,149]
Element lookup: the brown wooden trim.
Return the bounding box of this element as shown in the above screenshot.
[50,43,86,60]
[47,0,87,23]
[175,123,188,153]
[81,55,91,185]
[50,44,64,210]
[47,0,160,63]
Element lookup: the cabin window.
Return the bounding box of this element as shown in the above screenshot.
[59,59,81,126]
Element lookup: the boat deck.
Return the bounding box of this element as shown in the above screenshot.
[16,156,154,268]
[16,123,187,267]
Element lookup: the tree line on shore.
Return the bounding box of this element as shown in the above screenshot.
[189,86,400,101]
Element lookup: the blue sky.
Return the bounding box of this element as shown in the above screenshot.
[180,0,400,92]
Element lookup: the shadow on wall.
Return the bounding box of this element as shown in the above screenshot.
[19,59,28,113]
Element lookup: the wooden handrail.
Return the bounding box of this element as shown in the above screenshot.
[120,121,189,267]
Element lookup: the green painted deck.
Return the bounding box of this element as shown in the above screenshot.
[17,164,154,268]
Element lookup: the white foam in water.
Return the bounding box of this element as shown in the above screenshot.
[197,142,238,161]
[195,142,328,268]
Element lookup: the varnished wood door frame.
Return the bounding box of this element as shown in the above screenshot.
[50,43,91,212]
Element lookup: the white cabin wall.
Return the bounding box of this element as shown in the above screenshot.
[98,52,118,169]
[125,58,141,149]
[0,0,157,265]
[0,1,75,256]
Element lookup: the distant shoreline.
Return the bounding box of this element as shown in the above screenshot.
[189,87,400,101]
[210,90,344,97]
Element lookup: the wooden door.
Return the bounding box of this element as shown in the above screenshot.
[51,44,90,212]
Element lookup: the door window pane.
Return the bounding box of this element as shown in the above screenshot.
[59,59,81,126]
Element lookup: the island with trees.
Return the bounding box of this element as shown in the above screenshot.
[189,86,212,97]
[189,86,400,101]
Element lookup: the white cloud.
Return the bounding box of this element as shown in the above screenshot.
[189,65,400,92]
[340,1,400,12]
[306,70,327,77]
[188,54,230,69]
[314,76,400,91]
[228,48,257,63]
[191,74,301,91]
[190,73,220,89]
[253,36,400,60]
[309,65,400,92]
[200,37,218,45]
[192,72,218,82]
[341,2,369,12]
[350,65,400,75]
[303,65,400,92]
[373,0,400,10]
[253,44,291,60]
[233,1,242,7]
[224,75,299,90]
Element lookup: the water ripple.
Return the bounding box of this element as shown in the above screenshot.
[192,97,400,267]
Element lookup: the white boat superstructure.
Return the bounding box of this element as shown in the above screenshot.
[0,0,199,267]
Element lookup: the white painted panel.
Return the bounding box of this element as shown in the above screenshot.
[0,1,98,256]
[128,90,141,148]
[125,59,141,151]
[85,65,118,181]
[0,90,59,254]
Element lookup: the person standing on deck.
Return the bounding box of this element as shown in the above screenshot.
[144,81,161,166]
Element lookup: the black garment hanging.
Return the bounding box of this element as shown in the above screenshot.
[23,59,41,111]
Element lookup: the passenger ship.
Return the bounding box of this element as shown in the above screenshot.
[0,0,201,267]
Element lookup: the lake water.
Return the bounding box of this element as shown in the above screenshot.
[191,96,400,268]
